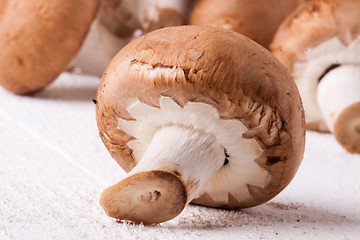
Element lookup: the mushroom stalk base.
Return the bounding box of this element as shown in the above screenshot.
[317,65,360,153]
[100,125,225,224]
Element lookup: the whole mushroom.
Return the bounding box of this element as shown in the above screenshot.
[96,26,305,224]
[189,0,308,49]
[271,0,360,153]
[0,0,99,94]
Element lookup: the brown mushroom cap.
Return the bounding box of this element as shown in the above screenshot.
[271,0,360,73]
[189,0,308,49]
[0,0,99,94]
[96,26,305,212]
[271,0,360,131]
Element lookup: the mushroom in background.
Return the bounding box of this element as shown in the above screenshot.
[96,25,305,224]
[0,0,191,94]
[189,0,308,49]
[0,0,99,94]
[271,0,360,153]
[70,0,192,76]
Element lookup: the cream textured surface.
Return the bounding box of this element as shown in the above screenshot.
[0,73,359,240]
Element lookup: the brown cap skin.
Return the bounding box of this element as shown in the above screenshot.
[96,26,305,211]
[0,0,99,94]
[271,0,360,73]
[333,102,360,153]
[189,0,308,49]
[100,171,187,225]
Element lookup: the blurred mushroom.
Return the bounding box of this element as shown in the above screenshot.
[70,0,191,76]
[189,0,308,49]
[0,0,192,94]
[137,0,190,33]
[0,0,99,94]
[96,26,305,224]
[271,0,360,153]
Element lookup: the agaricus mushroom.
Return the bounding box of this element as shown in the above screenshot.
[271,0,360,153]
[96,26,305,224]
[0,0,99,94]
[69,0,138,77]
[136,0,190,33]
[189,0,308,49]
[70,0,192,76]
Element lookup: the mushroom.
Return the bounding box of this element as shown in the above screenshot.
[189,0,308,49]
[136,0,190,33]
[0,0,191,94]
[271,0,360,153]
[70,0,192,76]
[0,0,99,94]
[96,26,305,224]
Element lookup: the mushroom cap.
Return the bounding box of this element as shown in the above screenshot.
[189,0,308,49]
[0,0,99,94]
[271,0,360,131]
[96,25,305,209]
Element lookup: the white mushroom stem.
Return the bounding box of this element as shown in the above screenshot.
[100,124,226,223]
[317,65,360,132]
[128,125,225,203]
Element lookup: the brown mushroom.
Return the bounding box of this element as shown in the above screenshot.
[189,0,308,49]
[96,26,305,224]
[70,0,193,77]
[271,0,360,153]
[0,0,99,94]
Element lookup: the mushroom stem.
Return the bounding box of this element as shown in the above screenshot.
[317,65,360,152]
[100,125,224,224]
[132,125,225,199]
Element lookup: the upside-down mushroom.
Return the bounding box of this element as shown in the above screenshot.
[70,0,192,76]
[96,26,305,224]
[0,0,99,94]
[189,0,308,49]
[271,0,360,153]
